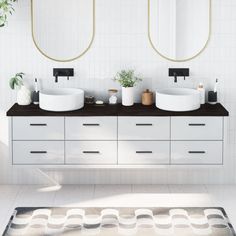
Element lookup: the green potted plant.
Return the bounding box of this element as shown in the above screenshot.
[0,0,17,27]
[114,70,142,106]
[9,72,32,105]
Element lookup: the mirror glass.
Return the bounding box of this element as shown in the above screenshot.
[148,0,211,62]
[31,0,95,62]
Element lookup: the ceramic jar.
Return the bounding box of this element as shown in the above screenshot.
[17,85,32,105]
[122,87,134,106]
[142,89,153,105]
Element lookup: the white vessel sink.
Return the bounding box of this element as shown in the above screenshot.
[156,88,200,112]
[39,88,84,112]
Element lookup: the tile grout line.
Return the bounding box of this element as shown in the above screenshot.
[92,184,96,199]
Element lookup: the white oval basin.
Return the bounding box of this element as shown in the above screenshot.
[156,88,200,112]
[39,88,84,112]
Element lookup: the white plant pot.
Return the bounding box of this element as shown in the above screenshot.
[122,87,134,106]
[17,85,32,106]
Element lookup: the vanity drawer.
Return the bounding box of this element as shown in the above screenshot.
[13,141,64,165]
[65,117,117,140]
[12,117,64,140]
[171,141,223,165]
[171,117,223,140]
[118,141,170,164]
[118,117,170,140]
[65,141,117,164]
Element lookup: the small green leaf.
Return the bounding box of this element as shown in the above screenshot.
[9,72,24,90]
[9,77,15,90]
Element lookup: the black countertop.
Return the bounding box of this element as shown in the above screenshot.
[6,103,229,117]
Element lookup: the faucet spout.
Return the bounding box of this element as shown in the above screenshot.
[55,72,58,83]
[173,72,177,83]
[55,76,58,83]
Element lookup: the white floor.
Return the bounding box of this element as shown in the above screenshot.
[1,184,236,234]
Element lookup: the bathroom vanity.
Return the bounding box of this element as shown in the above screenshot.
[7,103,229,167]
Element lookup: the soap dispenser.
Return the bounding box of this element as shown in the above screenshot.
[197,82,205,104]
[32,78,39,105]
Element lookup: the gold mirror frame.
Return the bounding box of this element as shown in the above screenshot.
[31,0,95,62]
[148,0,211,62]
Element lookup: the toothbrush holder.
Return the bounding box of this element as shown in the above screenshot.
[208,91,217,105]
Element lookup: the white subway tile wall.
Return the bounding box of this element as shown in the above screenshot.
[0,0,235,184]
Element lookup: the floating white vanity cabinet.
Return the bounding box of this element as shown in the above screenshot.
[171,141,223,165]
[118,141,170,164]
[118,117,170,140]
[65,117,117,164]
[118,117,170,164]
[13,141,64,165]
[171,117,224,165]
[12,117,64,165]
[66,141,117,164]
[65,117,117,140]
[7,103,228,167]
[13,117,64,140]
[171,117,223,140]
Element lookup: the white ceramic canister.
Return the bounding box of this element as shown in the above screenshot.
[122,87,134,106]
[17,85,32,105]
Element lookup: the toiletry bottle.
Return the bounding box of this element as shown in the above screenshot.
[32,78,39,105]
[214,78,218,94]
[197,83,205,104]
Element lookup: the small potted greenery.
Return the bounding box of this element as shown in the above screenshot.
[114,70,142,106]
[0,0,17,27]
[9,72,32,105]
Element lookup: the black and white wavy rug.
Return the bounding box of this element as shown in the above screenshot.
[4,207,236,236]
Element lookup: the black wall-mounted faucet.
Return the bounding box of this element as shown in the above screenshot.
[169,68,189,83]
[53,68,74,83]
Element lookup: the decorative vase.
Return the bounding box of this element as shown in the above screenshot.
[17,85,32,105]
[122,87,134,106]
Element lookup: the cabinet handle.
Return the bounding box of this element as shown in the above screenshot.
[83,151,100,154]
[30,123,47,126]
[136,151,153,154]
[188,124,206,126]
[30,151,47,154]
[83,124,100,126]
[188,151,206,154]
[136,124,153,126]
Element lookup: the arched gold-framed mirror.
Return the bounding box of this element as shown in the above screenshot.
[148,0,211,62]
[31,0,95,62]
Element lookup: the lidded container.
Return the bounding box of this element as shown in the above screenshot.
[142,89,153,106]
[108,89,118,104]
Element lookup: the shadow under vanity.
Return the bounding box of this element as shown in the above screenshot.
[7,103,228,167]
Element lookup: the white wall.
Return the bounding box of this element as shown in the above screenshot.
[0,0,236,184]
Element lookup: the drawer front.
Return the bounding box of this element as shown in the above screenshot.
[118,117,170,140]
[13,117,64,140]
[65,117,117,140]
[13,141,64,165]
[171,141,223,165]
[66,141,117,164]
[171,117,223,140]
[118,141,170,164]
